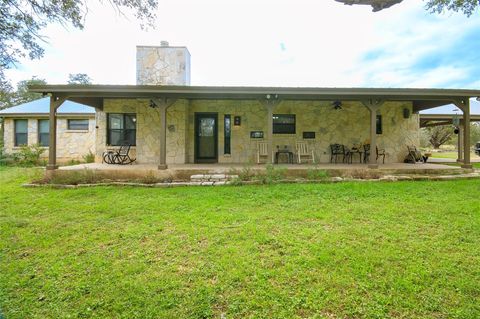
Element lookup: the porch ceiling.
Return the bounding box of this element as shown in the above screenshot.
[29,84,480,111]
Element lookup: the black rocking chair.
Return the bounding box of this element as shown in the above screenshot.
[103,145,136,165]
[330,144,347,163]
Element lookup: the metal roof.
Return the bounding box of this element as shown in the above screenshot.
[419,99,480,115]
[0,97,95,117]
[28,85,480,112]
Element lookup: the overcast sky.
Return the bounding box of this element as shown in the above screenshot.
[5,0,480,89]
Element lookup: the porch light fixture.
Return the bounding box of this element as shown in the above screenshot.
[332,100,342,110]
[149,100,157,108]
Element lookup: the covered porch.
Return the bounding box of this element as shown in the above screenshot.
[29,85,480,173]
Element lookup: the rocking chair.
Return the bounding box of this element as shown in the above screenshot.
[103,145,136,165]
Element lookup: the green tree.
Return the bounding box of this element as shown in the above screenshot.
[0,77,47,110]
[1,0,158,88]
[425,0,479,17]
[68,73,92,85]
[424,125,454,149]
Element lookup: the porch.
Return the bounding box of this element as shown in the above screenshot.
[29,85,480,172]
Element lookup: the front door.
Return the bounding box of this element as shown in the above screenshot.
[195,113,218,163]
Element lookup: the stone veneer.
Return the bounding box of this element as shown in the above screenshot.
[95,99,419,164]
[2,117,96,162]
[136,45,191,85]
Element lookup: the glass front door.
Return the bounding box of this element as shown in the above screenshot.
[195,113,218,163]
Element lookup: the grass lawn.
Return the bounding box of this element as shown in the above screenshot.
[1,167,479,319]
[430,151,477,159]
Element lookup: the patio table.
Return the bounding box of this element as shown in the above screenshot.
[349,148,363,164]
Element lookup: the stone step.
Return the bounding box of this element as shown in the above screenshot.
[190,174,238,182]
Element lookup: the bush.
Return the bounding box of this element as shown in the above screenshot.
[306,168,329,180]
[48,169,98,185]
[82,151,95,163]
[255,164,286,184]
[16,144,45,166]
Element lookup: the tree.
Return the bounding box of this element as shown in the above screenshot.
[0,77,47,110]
[425,0,479,17]
[335,0,478,16]
[424,125,454,149]
[68,73,92,85]
[0,0,158,88]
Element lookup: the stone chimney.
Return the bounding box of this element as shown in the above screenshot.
[136,41,191,85]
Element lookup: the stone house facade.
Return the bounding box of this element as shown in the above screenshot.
[92,43,419,165]
[1,98,96,162]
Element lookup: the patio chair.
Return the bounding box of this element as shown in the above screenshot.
[363,144,386,164]
[257,141,272,164]
[330,144,347,163]
[296,142,315,164]
[103,145,136,165]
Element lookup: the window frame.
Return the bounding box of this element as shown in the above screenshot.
[67,119,89,131]
[14,119,28,147]
[38,119,49,147]
[273,114,296,134]
[106,113,137,146]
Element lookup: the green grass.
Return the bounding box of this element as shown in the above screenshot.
[1,167,479,319]
[430,151,477,159]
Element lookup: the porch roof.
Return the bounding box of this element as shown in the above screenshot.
[29,84,480,112]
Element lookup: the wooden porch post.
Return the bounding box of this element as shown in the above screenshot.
[151,98,177,170]
[46,95,66,170]
[462,99,471,168]
[261,95,281,164]
[454,98,472,169]
[456,123,464,163]
[362,99,384,169]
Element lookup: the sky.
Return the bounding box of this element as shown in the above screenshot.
[5,0,480,90]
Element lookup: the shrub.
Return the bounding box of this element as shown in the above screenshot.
[82,151,95,163]
[229,164,255,182]
[48,169,98,185]
[306,168,329,180]
[16,144,45,166]
[255,164,286,184]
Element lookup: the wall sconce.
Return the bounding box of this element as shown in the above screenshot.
[403,108,410,119]
[234,116,241,126]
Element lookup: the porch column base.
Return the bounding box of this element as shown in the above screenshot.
[368,164,379,169]
[158,164,168,170]
[46,165,58,170]
[461,164,473,169]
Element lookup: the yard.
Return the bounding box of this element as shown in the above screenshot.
[0,167,479,319]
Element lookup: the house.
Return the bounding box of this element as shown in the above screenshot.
[28,43,480,170]
[0,98,96,162]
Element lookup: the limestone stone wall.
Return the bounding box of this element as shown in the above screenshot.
[96,99,188,164]
[187,100,419,164]
[94,99,419,165]
[136,45,191,85]
[2,117,96,162]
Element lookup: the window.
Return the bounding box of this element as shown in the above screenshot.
[14,119,28,146]
[107,113,136,146]
[224,114,231,155]
[38,119,49,146]
[68,119,89,130]
[273,114,296,134]
[376,115,383,134]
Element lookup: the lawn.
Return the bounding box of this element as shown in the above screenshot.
[430,151,477,159]
[0,167,479,319]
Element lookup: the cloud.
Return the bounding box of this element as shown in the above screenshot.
[4,0,480,89]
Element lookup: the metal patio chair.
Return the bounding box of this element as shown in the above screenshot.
[330,144,347,163]
[103,145,136,165]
